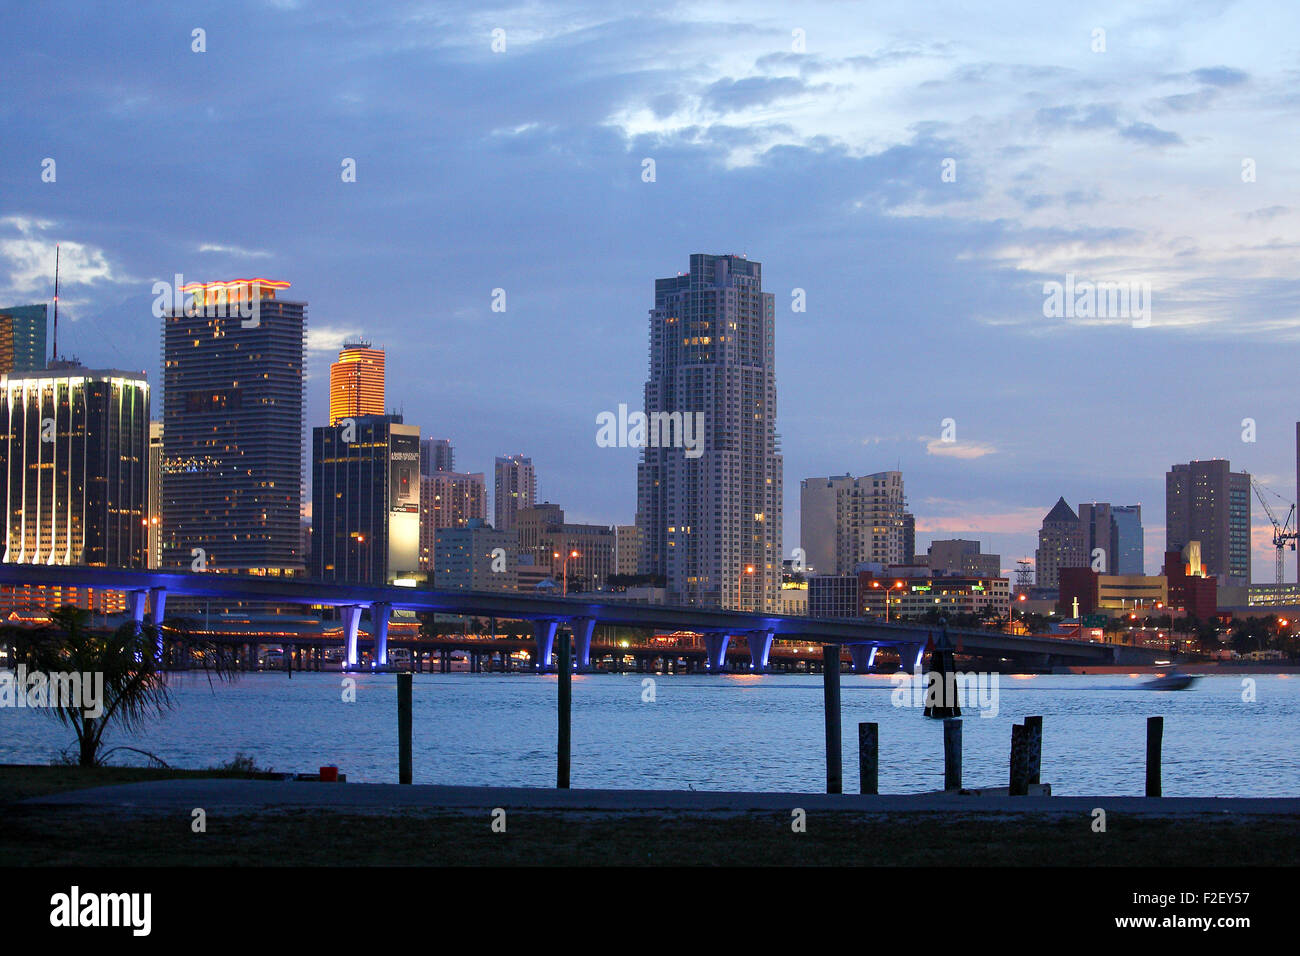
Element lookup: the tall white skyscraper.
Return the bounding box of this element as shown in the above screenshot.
[800,472,905,575]
[494,454,535,531]
[636,254,783,611]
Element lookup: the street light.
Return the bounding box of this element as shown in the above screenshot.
[553,549,581,596]
[738,564,755,611]
[871,580,906,622]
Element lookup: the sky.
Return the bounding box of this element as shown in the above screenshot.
[2,0,1299,581]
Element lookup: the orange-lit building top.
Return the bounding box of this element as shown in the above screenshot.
[180,278,291,306]
[329,339,385,425]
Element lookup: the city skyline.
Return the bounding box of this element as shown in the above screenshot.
[3,3,1299,579]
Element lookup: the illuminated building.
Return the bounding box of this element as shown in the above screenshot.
[1035,497,1085,589]
[637,254,783,610]
[328,339,385,425]
[418,470,486,572]
[161,279,304,574]
[147,421,162,569]
[494,454,535,531]
[433,518,518,591]
[0,304,47,373]
[1166,460,1250,587]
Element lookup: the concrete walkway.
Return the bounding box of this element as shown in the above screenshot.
[23,779,1300,816]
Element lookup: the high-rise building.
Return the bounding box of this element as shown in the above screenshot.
[328,339,384,425]
[1113,504,1144,575]
[0,362,149,567]
[161,279,304,574]
[147,421,163,569]
[0,304,48,373]
[800,472,905,576]
[1166,460,1250,587]
[433,519,518,591]
[514,503,615,592]
[494,454,535,531]
[615,524,641,576]
[637,254,783,610]
[902,511,916,564]
[1078,503,1119,574]
[420,438,454,475]
[927,539,1001,577]
[418,470,486,572]
[311,414,420,586]
[1035,497,1085,589]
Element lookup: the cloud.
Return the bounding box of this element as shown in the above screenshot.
[701,75,826,114]
[924,438,997,459]
[1118,121,1184,147]
[1191,66,1249,87]
[306,325,365,355]
[0,217,120,298]
[198,242,274,259]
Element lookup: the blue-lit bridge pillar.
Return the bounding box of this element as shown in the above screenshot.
[343,605,363,668]
[748,630,774,671]
[127,590,148,625]
[848,644,876,673]
[149,588,167,661]
[534,620,558,672]
[703,633,730,672]
[372,602,392,666]
[896,642,923,671]
[571,617,596,671]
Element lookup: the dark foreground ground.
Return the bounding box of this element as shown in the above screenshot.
[3,766,1298,866]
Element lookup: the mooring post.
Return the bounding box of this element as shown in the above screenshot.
[859,722,878,795]
[1146,715,1163,797]
[558,628,572,789]
[397,672,412,785]
[1009,723,1029,796]
[822,644,842,794]
[1025,715,1043,785]
[943,718,962,791]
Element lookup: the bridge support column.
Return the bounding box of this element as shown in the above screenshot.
[127,590,147,625]
[571,617,596,672]
[848,644,877,673]
[372,602,392,666]
[534,620,558,672]
[897,642,923,671]
[342,605,363,668]
[703,634,731,672]
[748,630,774,671]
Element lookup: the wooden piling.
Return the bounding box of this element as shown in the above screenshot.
[1009,723,1029,796]
[858,722,878,795]
[943,718,962,791]
[1025,715,1042,785]
[558,628,572,789]
[822,645,842,794]
[397,672,412,785]
[1146,716,1163,797]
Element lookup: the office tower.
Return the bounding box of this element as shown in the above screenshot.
[615,524,641,576]
[494,454,535,531]
[418,470,486,572]
[420,437,454,475]
[800,472,905,576]
[637,254,783,610]
[515,503,615,592]
[433,519,518,591]
[0,361,149,567]
[1035,497,1085,589]
[1113,504,1144,575]
[1166,459,1250,587]
[311,414,419,585]
[328,339,384,425]
[0,304,48,373]
[161,279,304,574]
[902,512,916,564]
[147,421,163,569]
[928,539,1001,577]
[1078,502,1119,574]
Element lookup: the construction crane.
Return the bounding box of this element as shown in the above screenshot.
[1249,477,1298,586]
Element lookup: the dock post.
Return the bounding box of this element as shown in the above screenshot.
[822,644,842,794]
[1146,716,1163,797]
[1025,715,1043,785]
[557,628,572,789]
[859,721,878,795]
[398,672,412,785]
[1009,723,1029,796]
[943,718,962,791]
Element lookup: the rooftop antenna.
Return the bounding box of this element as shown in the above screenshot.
[51,244,60,363]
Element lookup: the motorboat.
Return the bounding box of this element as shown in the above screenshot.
[1140,669,1200,690]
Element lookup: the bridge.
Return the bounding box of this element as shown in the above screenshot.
[0,564,1160,670]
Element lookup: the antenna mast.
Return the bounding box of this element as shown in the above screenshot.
[51,244,60,363]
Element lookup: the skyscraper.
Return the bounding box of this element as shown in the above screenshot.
[1166,460,1250,587]
[418,469,486,573]
[161,279,304,574]
[1035,497,1085,589]
[147,421,163,569]
[800,472,905,575]
[1078,502,1118,574]
[636,254,783,610]
[1113,504,1144,575]
[420,437,454,475]
[328,339,384,425]
[0,304,48,373]
[311,414,420,585]
[0,362,149,567]
[494,454,535,531]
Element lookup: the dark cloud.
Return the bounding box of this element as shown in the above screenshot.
[700,75,826,113]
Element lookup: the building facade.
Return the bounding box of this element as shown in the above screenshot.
[927,538,1001,578]
[433,519,518,591]
[148,421,163,569]
[494,454,535,532]
[1166,460,1250,587]
[418,470,486,572]
[801,472,905,576]
[636,255,783,611]
[420,438,454,475]
[615,524,641,576]
[161,279,304,574]
[1035,497,1085,589]
[1113,504,1144,575]
[0,304,47,373]
[328,340,384,425]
